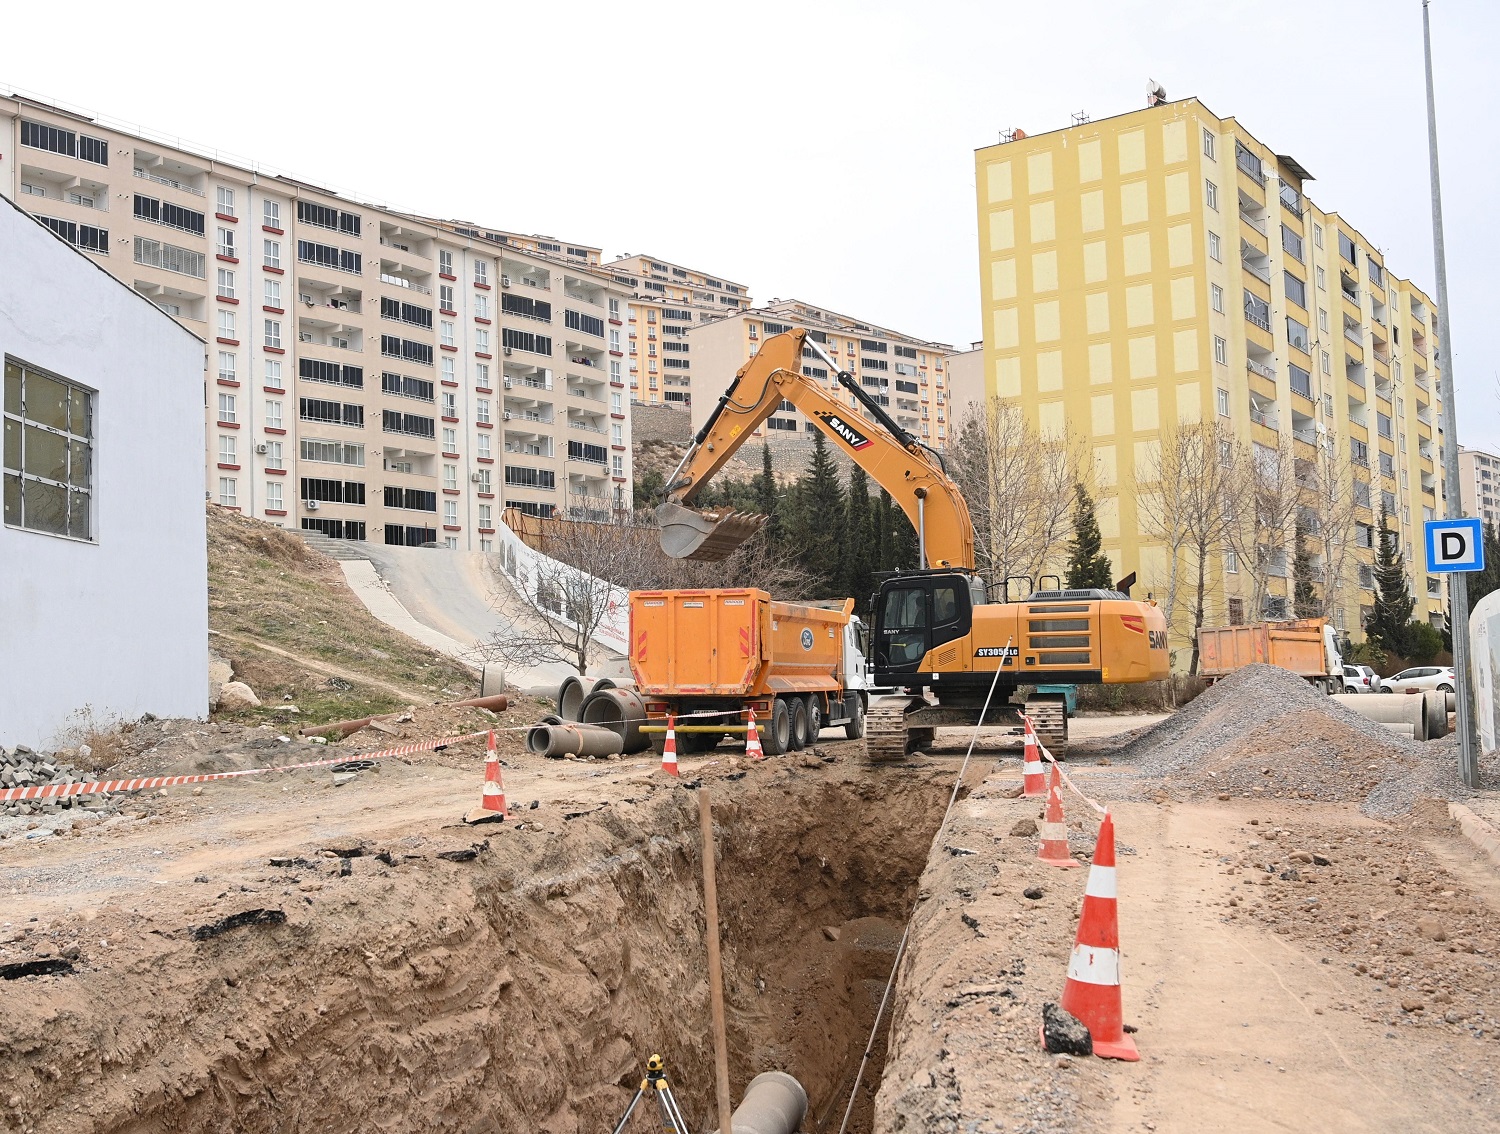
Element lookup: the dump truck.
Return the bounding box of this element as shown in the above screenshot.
[629,588,870,756]
[1196,617,1343,693]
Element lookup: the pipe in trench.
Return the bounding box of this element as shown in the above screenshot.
[711,1072,808,1134]
[1329,693,1428,741]
[526,722,624,758]
[581,686,652,753]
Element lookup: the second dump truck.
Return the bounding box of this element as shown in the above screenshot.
[629,588,870,755]
[1196,617,1344,693]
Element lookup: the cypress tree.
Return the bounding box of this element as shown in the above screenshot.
[1291,517,1320,619]
[841,465,876,610]
[756,443,780,542]
[1365,503,1415,657]
[889,493,919,570]
[786,434,846,597]
[1064,483,1114,590]
[1467,520,1500,610]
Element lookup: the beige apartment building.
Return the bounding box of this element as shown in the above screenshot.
[689,299,955,450]
[0,91,632,545]
[974,97,1445,642]
[1458,447,1500,530]
[602,254,752,409]
[945,342,986,418]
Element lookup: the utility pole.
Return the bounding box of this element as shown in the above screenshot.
[1422,0,1479,788]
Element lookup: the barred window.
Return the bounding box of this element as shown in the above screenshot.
[3,356,94,540]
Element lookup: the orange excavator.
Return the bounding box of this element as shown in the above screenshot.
[656,329,1169,758]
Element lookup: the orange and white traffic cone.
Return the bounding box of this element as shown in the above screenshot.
[466,730,508,823]
[661,716,680,777]
[1022,717,1047,797]
[745,708,764,761]
[1037,766,1079,868]
[1058,810,1138,1060]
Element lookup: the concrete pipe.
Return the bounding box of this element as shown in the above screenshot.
[557,676,599,721]
[711,1072,809,1134]
[1329,693,1427,741]
[580,686,652,754]
[1446,691,1457,714]
[525,722,623,759]
[538,713,564,726]
[1424,691,1449,740]
[1382,723,1417,738]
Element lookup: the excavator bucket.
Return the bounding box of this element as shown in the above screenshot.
[656,502,767,562]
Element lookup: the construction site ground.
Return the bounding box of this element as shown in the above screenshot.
[4,663,1499,1134]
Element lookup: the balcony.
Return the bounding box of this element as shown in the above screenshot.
[132,165,204,197]
[1239,205,1268,237]
[567,419,606,435]
[1246,357,1276,381]
[568,385,604,402]
[380,271,432,296]
[1278,183,1304,217]
[1244,295,1271,333]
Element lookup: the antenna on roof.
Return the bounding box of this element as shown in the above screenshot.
[1071,110,1090,126]
[1146,79,1168,107]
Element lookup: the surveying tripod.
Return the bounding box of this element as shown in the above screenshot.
[610,1054,692,1134]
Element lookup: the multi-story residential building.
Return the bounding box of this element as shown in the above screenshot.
[974,97,1445,643]
[0,91,632,543]
[1458,447,1500,530]
[602,254,752,408]
[688,299,955,451]
[945,342,986,419]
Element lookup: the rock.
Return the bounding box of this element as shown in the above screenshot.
[331,772,357,787]
[218,682,261,711]
[1010,818,1039,837]
[1041,1002,1093,1057]
[1217,793,1231,801]
[1416,916,1448,942]
[1401,999,1425,1013]
[1312,853,1332,866]
[1290,851,1313,864]
[1024,886,1045,900]
[367,719,399,735]
[822,926,841,942]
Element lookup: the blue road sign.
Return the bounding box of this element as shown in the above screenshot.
[1425,517,1485,574]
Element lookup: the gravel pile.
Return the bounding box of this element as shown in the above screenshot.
[1362,734,1500,819]
[0,745,119,818]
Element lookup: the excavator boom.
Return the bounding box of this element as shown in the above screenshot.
[658,330,975,570]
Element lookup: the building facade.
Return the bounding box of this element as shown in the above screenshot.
[974,98,1445,642]
[1,197,208,745]
[602,254,752,409]
[945,342,986,419]
[0,93,632,543]
[1458,447,1500,530]
[688,299,954,453]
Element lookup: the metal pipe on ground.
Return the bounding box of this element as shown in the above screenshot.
[526,723,623,758]
[449,693,509,712]
[1329,693,1428,741]
[580,686,651,754]
[710,1072,808,1134]
[558,676,600,721]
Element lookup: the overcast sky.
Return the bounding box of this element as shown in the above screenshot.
[4,0,1496,445]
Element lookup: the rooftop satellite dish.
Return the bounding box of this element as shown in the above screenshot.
[1147,79,1168,107]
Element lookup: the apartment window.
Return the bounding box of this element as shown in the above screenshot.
[218,392,237,423]
[441,499,457,527]
[610,360,622,384]
[1321,350,1332,375]
[475,328,490,352]
[301,398,364,428]
[1211,283,1224,314]
[264,359,283,390]
[133,237,205,279]
[218,434,237,466]
[266,400,283,429]
[264,239,281,269]
[3,357,95,540]
[1338,231,1357,264]
[474,261,490,286]
[1289,363,1312,399]
[1205,179,1218,210]
[609,297,621,318]
[1207,231,1222,262]
[1213,336,1228,366]
[219,478,237,507]
[479,504,492,528]
[215,267,236,300]
[611,392,623,413]
[1316,266,1326,291]
[300,439,365,466]
[217,227,235,259]
[264,319,282,350]
[1316,308,1329,334]
[476,399,491,424]
[441,356,456,383]
[1216,387,1230,417]
[442,391,457,417]
[612,423,624,445]
[1281,225,1304,263]
[264,279,282,309]
[1314,223,1324,249]
[1284,272,1307,309]
[477,432,491,459]
[474,293,490,320]
[265,480,283,511]
[216,187,236,218]
[440,284,455,311]
[609,329,621,351]
[263,200,281,229]
[476,468,492,493]
[1286,316,1309,352]
[443,427,456,451]
[475,362,490,388]
[440,320,455,347]
[613,454,624,477]
[134,195,206,235]
[217,351,237,382]
[1224,548,1238,574]
[442,464,458,492]
[298,240,362,275]
[1202,128,1216,159]
[1218,439,1232,467]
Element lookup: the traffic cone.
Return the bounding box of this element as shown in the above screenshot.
[745,707,764,761]
[1022,717,1047,797]
[466,730,508,823]
[1037,766,1079,868]
[1058,810,1138,1060]
[661,716,680,777]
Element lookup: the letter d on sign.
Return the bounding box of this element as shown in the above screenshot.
[1425,517,1484,574]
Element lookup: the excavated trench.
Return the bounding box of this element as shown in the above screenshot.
[2,767,954,1134]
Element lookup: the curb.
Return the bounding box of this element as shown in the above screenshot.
[1448,802,1500,870]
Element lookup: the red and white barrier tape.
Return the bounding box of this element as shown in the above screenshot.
[1021,714,1109,817]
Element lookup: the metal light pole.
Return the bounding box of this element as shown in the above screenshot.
[1422,0,1479,788]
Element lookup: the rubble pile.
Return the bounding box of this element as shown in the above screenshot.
[1,746,119,818]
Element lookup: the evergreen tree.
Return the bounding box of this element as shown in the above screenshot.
[874,490,893,572]
[1365,503,1415,657]
[841,465,876,610]
[756,443,780,542]
[1064,483,1114,590]
[784,434,846,597]
[889,493,920,570]
[1291,517,1320,619]
[1467,520,1500,610]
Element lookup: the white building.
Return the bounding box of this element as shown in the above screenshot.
[0,197,208,746]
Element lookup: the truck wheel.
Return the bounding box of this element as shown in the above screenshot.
[844,695,866,740]
[804,695,822,742]
[789,699,809,750]
[761,700,792,756]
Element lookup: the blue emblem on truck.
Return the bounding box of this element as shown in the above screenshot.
[801,628,814,651]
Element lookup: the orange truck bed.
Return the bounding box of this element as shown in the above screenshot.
[630,589,852,696]
[1196,618,1333,679]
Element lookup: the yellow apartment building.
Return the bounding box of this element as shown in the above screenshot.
[974,98,1445,648]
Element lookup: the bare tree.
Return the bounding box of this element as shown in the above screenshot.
[1136,422,1251,672]
[949,398,1089,595]
[1226,437,1302,624]
[1298,441,1363,627]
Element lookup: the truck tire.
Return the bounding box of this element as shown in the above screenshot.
[761,700,792,756]
[844,695,866,740]
[789,699,809,750]
[804,695,822,742]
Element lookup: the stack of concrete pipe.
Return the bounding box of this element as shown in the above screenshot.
[1330,691,1449,742]
[534,672,651,758]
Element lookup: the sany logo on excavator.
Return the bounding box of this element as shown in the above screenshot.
[811,410,873,451]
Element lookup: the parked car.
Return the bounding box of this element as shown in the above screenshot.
[1354,665,1384,692]
[1342,665,1375,693]
[1382,666,1456,694]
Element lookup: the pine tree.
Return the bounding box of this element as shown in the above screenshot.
[1064,483,1114,590]
[785,434,846,597]
[1466,520,1500,610]
[1365,503,1415,657]
[873,490,894,572]
[890,492,920,570]
[756,443,780,543]
[1291,517,1320,619]
[841,465,876,610]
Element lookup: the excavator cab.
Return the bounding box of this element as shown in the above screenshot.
[873,572,988,681]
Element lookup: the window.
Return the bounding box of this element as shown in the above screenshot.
[442,391,457,417]
[1208,231,1222,262]
[1284,272,1307,308]
[217,351,237,383]
[477,432,491,459]
[564,309,605,337]
[266,400,283,429]
[133,237,205,278]
[474,293,490,321]
[440,284,455,311]
[440,321,455,347]
[1338,231,1357,264]
[476,399,490,424]
[264,319,281,349]
[216,227,235,259]
[264,359,283,390]
[219,478,237,508]
[503,466,552,489]
[1224,549,1238,574]
[300,398,364,427]
[38,216,109,255]
[216,187,236,218]
[263,239,281,270]
[1281,224,1304,263]
[475,328,490,352]
[475,362,490,388]
[443,427,456,451]
[1213,336,1228,365]
[1314,223,1324,249]
[474,261,489,286]
[300,438,365,466]
[216,310,236,341]
[3,356,95,540]
[266,480,283,511]
[443,464,458,491]
[609,329,621,351]
[441,356,456,383]
[612,423,624,446]
[1286,316,1309,352]
[502,328,552,356]
[613,454,624,476]
[479,503,492,528]
[476,468,492,493]
[300,358,364,388]
[1321,350,1332,375]
[381,336,433,366]
[1289,363,1312,399]
[214,267,236,300]
[1202,127,1216,159]
[1216,387,1230,417]
[381,409,435,438]
[443,499,458,526]
[298,239,362,275]
[263,200,281,229]
[1205,179,1218,210]
[297,201,361,236]
[1316,266,1326,292]
[1218,439,1233,467]
[439,250,453,276]
[21,120,105,165]
[1211,283,1224,314]
[218,434,237,466]
[217,393,237,424]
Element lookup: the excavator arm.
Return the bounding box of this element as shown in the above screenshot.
[658,329,975,570]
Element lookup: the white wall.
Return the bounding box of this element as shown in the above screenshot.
[0,200,208,747]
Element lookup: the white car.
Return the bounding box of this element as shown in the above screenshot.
[1354,665,1384,692]
[1382,666,1456,695]
[1342,665,1375,693]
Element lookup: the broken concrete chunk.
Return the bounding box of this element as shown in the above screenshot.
[1010,818,1039,838]
[1041,1002,1093,1057]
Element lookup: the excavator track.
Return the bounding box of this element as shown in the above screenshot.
[865,696,925,762]
[1024,694,1068,753]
